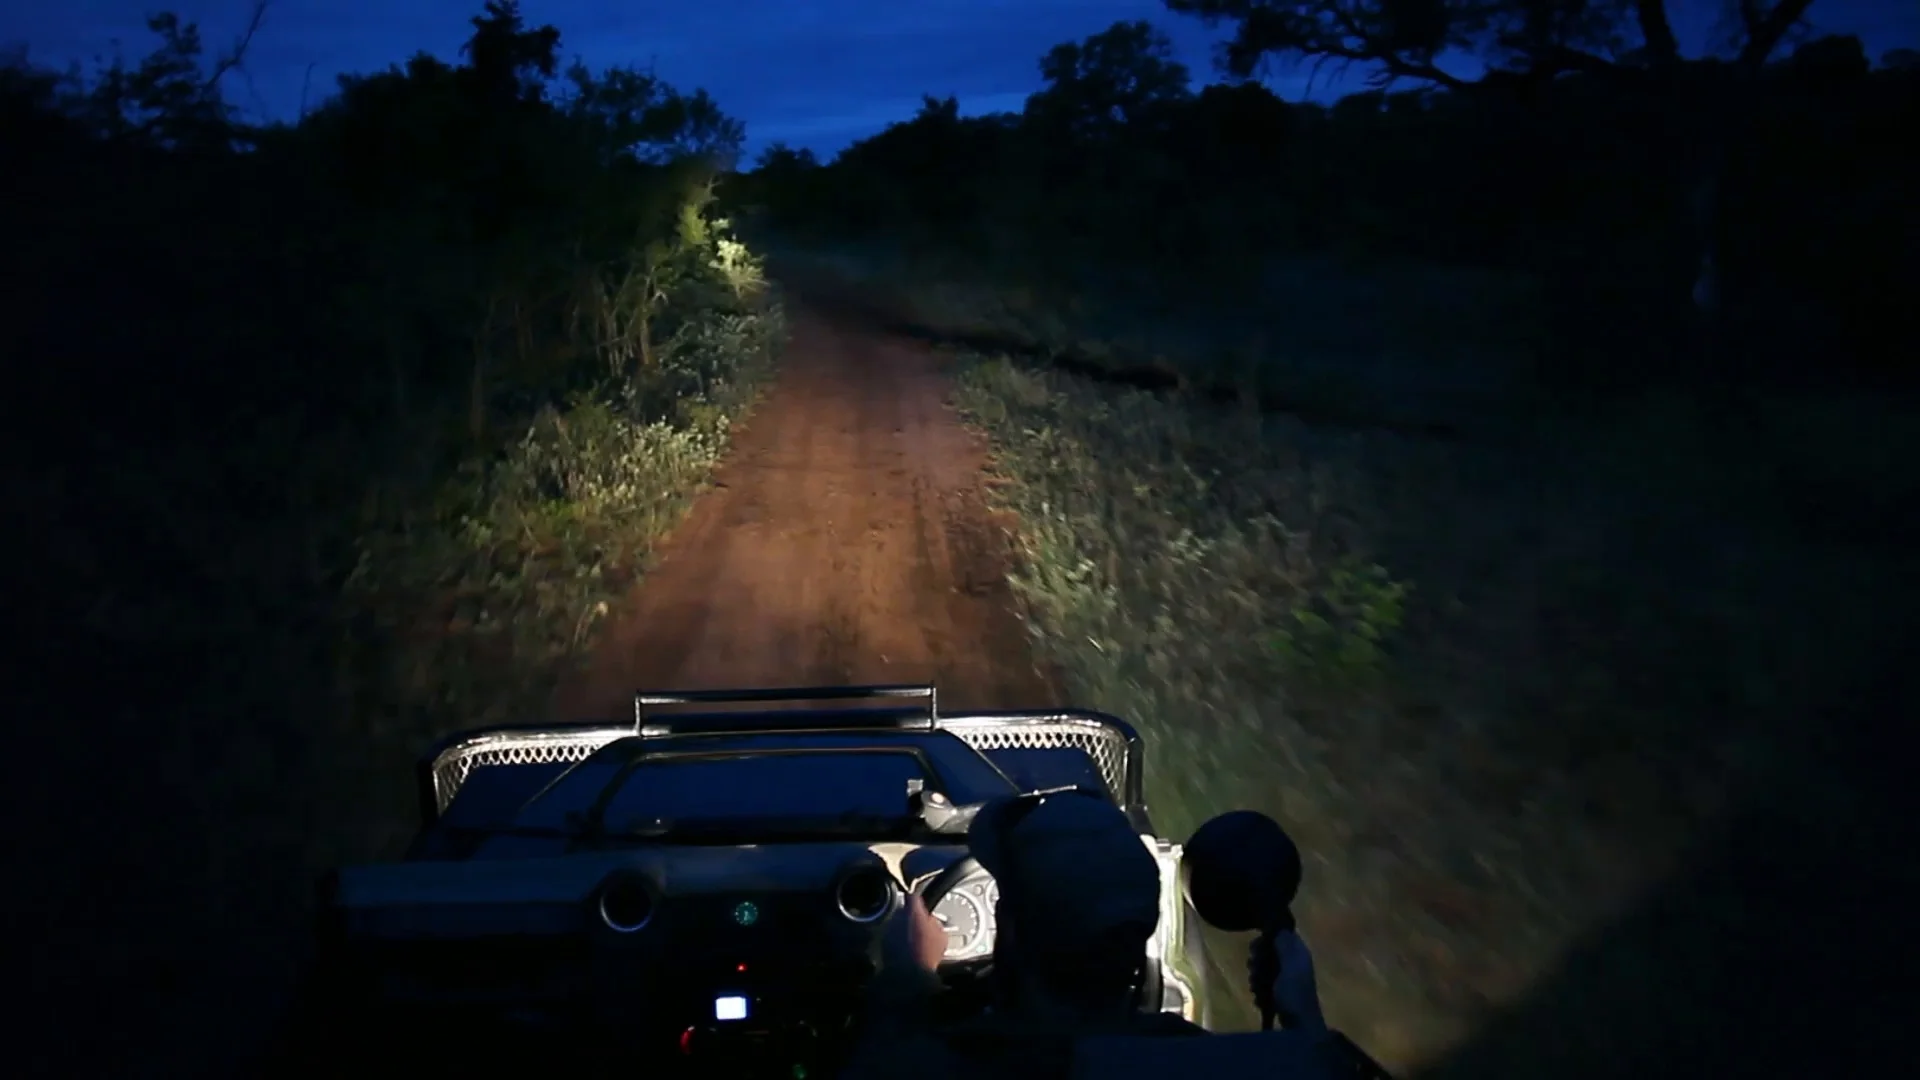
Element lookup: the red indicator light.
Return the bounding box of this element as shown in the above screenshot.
[679,1027,694,1055]
[736,963,747,972]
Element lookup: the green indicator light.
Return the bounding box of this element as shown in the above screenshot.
[732,900,761,927]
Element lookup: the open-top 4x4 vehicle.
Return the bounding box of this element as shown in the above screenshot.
[286,685,1388,1078]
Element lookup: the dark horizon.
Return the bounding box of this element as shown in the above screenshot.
[4,0,1916,158]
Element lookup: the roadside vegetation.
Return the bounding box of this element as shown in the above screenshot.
[745,1,1917,1070]
[3,3,777,1073]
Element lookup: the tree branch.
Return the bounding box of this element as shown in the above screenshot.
[1735,0,1815,68]
[1634,0,1681,68]
[1323,4,1473,89]
[200,1,268,92]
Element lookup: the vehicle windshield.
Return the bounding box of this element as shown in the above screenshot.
[512,749,931,837]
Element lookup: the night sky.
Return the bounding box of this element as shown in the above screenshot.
[4,0,1916,157]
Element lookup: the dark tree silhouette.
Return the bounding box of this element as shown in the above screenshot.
[1028,20,1195,136]
[1162,0,1816,86]
[1163,0,1828,380]
[742,8,1914,396]
[2,8,775,1075]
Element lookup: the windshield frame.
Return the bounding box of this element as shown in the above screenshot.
[519,745,947,842]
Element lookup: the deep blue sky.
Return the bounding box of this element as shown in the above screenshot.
[5,0,1915,158]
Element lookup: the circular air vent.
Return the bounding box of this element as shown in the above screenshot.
[835,865,897,924]
[597,871,656,933]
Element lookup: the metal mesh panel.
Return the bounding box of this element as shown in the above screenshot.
[431,731,623,814]
[939,718,1130,800]
[427,716,1134,813]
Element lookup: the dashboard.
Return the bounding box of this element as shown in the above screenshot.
[313,839,1015,1077]
[310,823,1206,1079]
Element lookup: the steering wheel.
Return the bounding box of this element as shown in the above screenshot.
[918,853,982,911]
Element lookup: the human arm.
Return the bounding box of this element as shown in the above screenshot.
[839,893,949,1078]
[1252,930,1327,1034]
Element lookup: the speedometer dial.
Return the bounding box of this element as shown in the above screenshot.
[931,889,982,957]
[930,877,998,961]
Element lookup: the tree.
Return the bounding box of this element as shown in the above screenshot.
[460,0,560,106]
[1163,0,1823,383]
[562,63,745,167]
[635,86,744,167]
[1162,0,1817,89]
[753,142,818,173]
[46,4,266,150]
[1027,20,1193,137]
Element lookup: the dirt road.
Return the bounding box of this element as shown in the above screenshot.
[554,305,1056,717]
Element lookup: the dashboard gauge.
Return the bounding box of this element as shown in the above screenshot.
[931,888,984,958]
[918,867,1001,962]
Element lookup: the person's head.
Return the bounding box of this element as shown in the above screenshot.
[968,788,1163,1017]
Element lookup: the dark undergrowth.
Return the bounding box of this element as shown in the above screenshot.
[2,8,779,1076]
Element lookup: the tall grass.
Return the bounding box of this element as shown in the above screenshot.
[948,344,1896,1070]
[333,295,784,852]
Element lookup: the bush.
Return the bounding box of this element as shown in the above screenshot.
[346,300,784,732]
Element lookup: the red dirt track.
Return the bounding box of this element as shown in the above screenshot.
[553,305,1057,717]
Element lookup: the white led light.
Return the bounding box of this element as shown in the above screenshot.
[714,995,749,1022]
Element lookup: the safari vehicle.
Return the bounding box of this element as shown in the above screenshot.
[290,685,1382,1077]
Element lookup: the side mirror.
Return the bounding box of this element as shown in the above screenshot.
[1183,809,1302,934]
